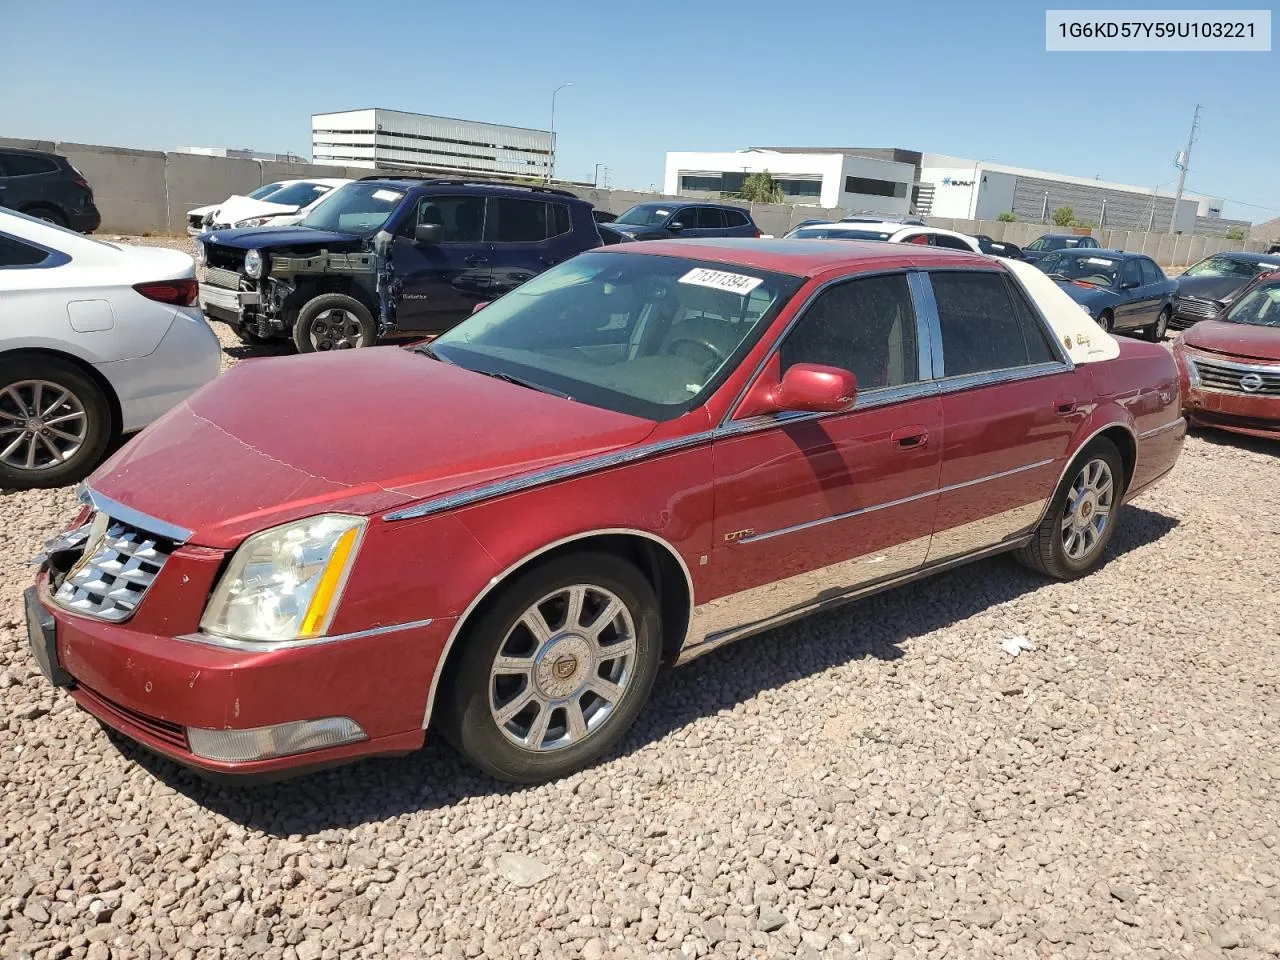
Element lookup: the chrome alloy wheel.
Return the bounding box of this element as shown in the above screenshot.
[308,309,365,350]
[489,584,636,752]
[1062,457,1114,561]
[0,381,88,472]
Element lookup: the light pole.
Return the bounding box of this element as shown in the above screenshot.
[548,82,573,184]
[593,162,604,187]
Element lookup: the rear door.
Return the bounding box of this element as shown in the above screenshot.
[1140,258,1170,321]
[924,268,1087,563]
[392,193,492,332]
[703,271,943,640]
[485,196,559,297]
[682,206,725,238]
[1115,257,1148,330]
[722,208,755,237]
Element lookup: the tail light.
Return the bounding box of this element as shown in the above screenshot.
[133,279,198,307]
[754,228,762,238]
[73,177,91,191]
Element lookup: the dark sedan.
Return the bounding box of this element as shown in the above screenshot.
[1022,233,1100,264]
[1172,252,1280,330]
[974,235,1024,260]
[1037,249,1175,340]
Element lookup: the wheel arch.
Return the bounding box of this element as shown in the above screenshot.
[0,347,121,438]
[421,528,694,730]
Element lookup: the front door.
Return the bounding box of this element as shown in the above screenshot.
[923,269,1087,563]
[699,271,943,642]
[392,194,492,333]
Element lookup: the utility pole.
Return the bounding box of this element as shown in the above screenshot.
[1168,104,1201,234]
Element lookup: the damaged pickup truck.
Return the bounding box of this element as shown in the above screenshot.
[196,177,604,352]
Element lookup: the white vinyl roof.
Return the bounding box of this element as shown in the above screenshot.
[1004,258,1120,364]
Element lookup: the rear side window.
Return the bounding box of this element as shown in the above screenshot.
[488,197,549,243]
[548,202,571,238]
[0,153,59,177]
[0,234,52,267]
[723,209,749,227]
[931,271,1040,376]
[1121,259,1142,288]
[695,207,726,229]
[1004,277,1059,364]
[1140,259,1164,285]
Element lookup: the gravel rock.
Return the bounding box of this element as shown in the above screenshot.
[0,236,1277,959]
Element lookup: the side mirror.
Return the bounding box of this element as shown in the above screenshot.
[415,223,443,244]
[739,363,857,418]
[1121,279,1140,290]
[667,221,685,233]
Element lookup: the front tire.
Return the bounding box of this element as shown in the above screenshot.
[1145,306,1170,342]
[292,294,376,353]
[1016,438,1125,580]
[437,552,662,783]
[0,356,112,490]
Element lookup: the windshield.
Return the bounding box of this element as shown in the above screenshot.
[1224,281,1280,327]
[1041,252,1120,286]
[1026,237,1072,252]
[247,183,286,201]
[1183,256,1276,279]
[615,204,675,226]
[298,182,405,233]
[788,227,892,241]
[430,251,803,421]
[259,182,333,208]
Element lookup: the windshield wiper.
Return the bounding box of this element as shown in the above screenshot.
[1046,273,1070,281]
[410,342,451,363]
[478,369,572,399]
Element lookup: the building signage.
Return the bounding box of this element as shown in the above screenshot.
[941,177,975,187]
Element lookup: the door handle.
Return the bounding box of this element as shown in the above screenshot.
[890,425,928,448]
[464,255,489,266]
[1054,396,1078,415]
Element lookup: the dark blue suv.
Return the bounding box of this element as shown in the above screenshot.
[609,201,760,241]
[195,177,603,352]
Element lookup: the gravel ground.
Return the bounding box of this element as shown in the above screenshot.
[1,237,1278,960]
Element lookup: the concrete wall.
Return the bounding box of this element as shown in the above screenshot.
[0,137,1266,268]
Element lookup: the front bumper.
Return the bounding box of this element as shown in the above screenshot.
[1184,388,1280,439]
[27,569,455,779]
[197,282,260,326]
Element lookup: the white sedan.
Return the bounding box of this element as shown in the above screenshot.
[185,178,350,236]
[784,220,984,252]
[0,210,221,489]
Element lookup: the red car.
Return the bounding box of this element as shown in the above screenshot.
[26,241,1187,783]
[1174,271,1280,440]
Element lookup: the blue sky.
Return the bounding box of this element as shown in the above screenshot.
[3,0,1276,221]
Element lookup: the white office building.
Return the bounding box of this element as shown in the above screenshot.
[312,108,554,179]
[918,153,1229,234]
[663,150,916,216]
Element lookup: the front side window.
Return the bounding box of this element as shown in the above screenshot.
[779,274,919,391]
[298,182,406,234]
[615,203,674,226]
[1224,282,1280,327]
[487,197,547,243]
[430,252,803,421]
[0,234,51,267]
[410,195,485,242]
[931,271,1042,376]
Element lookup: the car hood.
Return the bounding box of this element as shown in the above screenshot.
[1181,319,1280,363]
[210,195,305,226]
[87,348,657,549]
[1176,275,1252,303]
[198,225,364,250]
[1053,280,1116,308]
[187,204,217,218]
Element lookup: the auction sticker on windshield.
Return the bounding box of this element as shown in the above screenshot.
[372,189,403,203]
[1085,257,1117,266]
[679,268,764,295]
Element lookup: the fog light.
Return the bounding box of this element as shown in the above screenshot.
[187,717,366,762]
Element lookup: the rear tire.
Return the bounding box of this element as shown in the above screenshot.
[1097,310,1114,333]
[437,552,662,783]
[22,205,68,228]
[1145,306,1170,342]
[0,356,112,490]
[292,294,376,353]
[1016,438,1125,580]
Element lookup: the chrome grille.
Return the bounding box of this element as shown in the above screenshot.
[201,265,242,289]
[1176,296,1219,318]
[1189,356,1280,396]
[53,516,176,622]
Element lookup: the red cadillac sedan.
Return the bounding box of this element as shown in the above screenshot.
[1174,271,1280,440]
[27,240,1187,783]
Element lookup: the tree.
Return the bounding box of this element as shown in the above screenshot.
[737,170,784,204]
[1051,205,1075,227]
[1226,226,1246,241]
[997,211,1017,223]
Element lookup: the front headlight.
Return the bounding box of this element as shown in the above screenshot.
[238,217,271,228]
[244,248,264,278]
[195,242,207,267]
[200,514,366,644]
